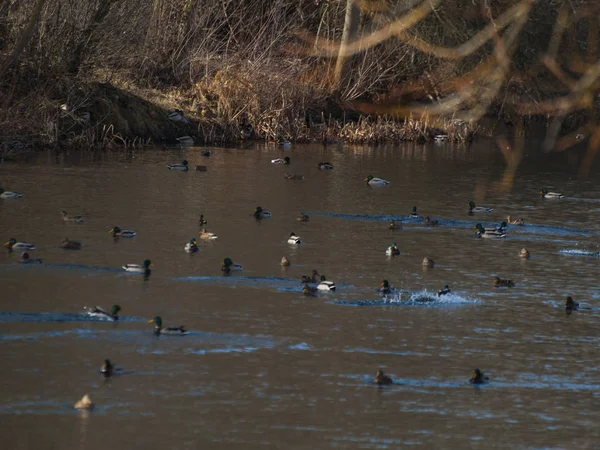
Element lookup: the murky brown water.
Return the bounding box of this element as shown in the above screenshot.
[1,140,600,448]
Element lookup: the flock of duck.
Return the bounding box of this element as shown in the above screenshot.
[0,161,579,407]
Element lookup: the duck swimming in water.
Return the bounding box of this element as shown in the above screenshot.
[74,394,94,410]
[19,252,42,264]
[280,256,291,266]
[167,160,189,171]
[253,206,272,220]
[5,238,35,252]
[364,175,390,186]
[519,248,530,259]
[60,238,83,250]
[101,359,114,378]
[506,215,525,225]
[222,257,242,274]
[84,304,121,321]
[410,206,419,218]
[493,276,514,287]
[437,285,451,296]
[0,188,22,199]
[379,280,395,295]
[184,238,199,253]
[375,369,393,385]
[317,275,336,291]
[61,210,84,223]
[109,227,136,238]
[198,228,217,240]
[296,212,310,222]
[148,316,188,336]
[318,162,334,170]
[389,220,401,230]
[422,257,435,268]
[198,215,207,226]
[565,296,579,311]
[540,188,563,199]
[302,284,318,296]
[287,232,302,244]
[386,243,400,256]
[424,216,439,226]
[475,224,506,239]
[468,201,493,214]
[271,157,290,164]
[123,259,153,275]
[301,269,319,283]
[470,368,489,385]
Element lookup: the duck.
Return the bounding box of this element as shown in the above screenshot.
[184,238,199,253]
[176,136,194,146]
[0,188,22,199]
[364,175,390,186]
[469,369,489,385]
[423,216,439,226]
[201,149,212,157]
[301,269,320,283]
[109,227,136,238]
[565,296,579,311]
[101,359,114,378]
[167,160,189,171]
[519,248,530,259]
[280,256,291,267]
[19,252,42,264]
[198,228,217,240]
[296,212,310,222]
[437,285,451,296]
[84,304,121,321]
[302,284,318,296]
[475,222,507,233]
[60,238,83,250]
[379,280,395,295]
[271,157,290,164]
[468,201,493,214]
[148,316,188,336]
[389,220,401,230]
[277,139,291,148]
[410,206,419,218]
[253,206,272,220]
[422,256,435,268]
[5,238,36,252]
[385,243,400,256]
[195,165,207,171]
[475,224,506,239]
[317,275,336,291]
[74,394,94,410]
[374,369,393,385]
[540,188,563,199]
[506,215,525,225]
[122,259,153,275]
[287,232,302,244]
[168,109,188,122]
[284,173,304,180]
[318,162,334,170]
[198,215,207,226]
[61,210,84,223]
[222,257,242,274]
[493,276,515,287]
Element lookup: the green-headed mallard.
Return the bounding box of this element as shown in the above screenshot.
[122,259,152,275]
[101,359,114,378]
[493,276,514,287]
[469,368,489,385]
[19,252,42,264]
[61,210,84,223]
[375,369,393,385]
[296,212,310,222]
[475,222,507,233]
[222,257,242,274]
[287,232,302,244]
[167,160,189,171]
[437,285,451,296]
[198,215,207,226]
[84,304,121,321]
[424,216,439,226]
[61,237,83,250]
[318,162,334,170]
[301,269,319,283]
[468,201,493,214]
[475,224,506,239]
[109,226,136,238]
[379,280,395,295]
[519,248,530,259]
[253,206,272,220]
[74,394,94,410]
[410,206,419,218]
[198,228,217,240]
[506,215,525,225]
[364,175,390,186]
[184,238,199,253]
[5,238,35,252]
[422,256,435,268]
[541,188,563,199]
[281,256,291,266]
[386,243,400,256]
[565,296,579,311]
[272,157,290,164]
[317,275,336,291]
[148,316,188,336]
[302,283,318,296]
[0,188,22,199]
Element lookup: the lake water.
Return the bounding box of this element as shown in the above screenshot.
[1,140,600,448]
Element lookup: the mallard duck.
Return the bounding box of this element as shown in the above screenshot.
[176,136,194,146]
[184,238,199,253]
[318,162,334,170]
[19,252,42,264]
[60,210,84,223]
[296,212,310,222]
[468,201,493,214]
[109,227,136,238]
[375,369,393,385]
[385,243,400,256]
[284,173,304,180]
[123,259,153,275]
[61,238,83,250]
[149,316,188,336]
[493,276,514,287]
[301,269,319,283]
[475,224,506,239]
[5,238,35,252]
[167,160,189,171]
[470,368,489,385]
[101,359,114,378]
[424,216,439,226]
[422,256,435,268]
[302,284,318,296]
[364,175,390,186]
[84,304,121,321]
[437,285,451,296]
[565,296,579,311]
[379,280,395,295]
[541,188,563,199]
[389,220,401,230]
[0,188,22,199]
[201,149,212,157]
[519,248,530,259]
[168,109,188,122]
[271,157,290,164]
[222,257,242,274]
[198,228,217,240]
[253,206,272,220]
[280,256,291,266]
[199,215,207,226]
[475,222,507,233]
[74,394,94,410]
[277,139,291,148]
[287,232,302,244]
[410,206,419,218]
[506,215,525,225]
[317,275,336,291]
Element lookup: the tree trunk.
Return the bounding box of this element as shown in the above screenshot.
[333,0,360,89]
